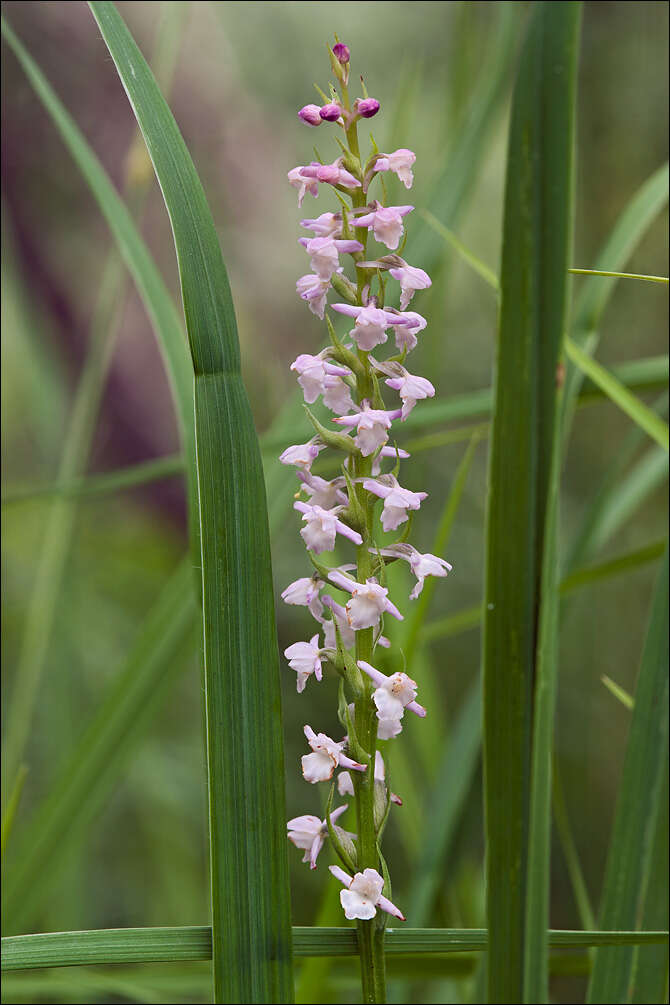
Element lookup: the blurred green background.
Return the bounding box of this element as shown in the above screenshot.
[1,2,668,1002]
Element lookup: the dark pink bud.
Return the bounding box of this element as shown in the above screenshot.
[333,43,350,64]
[320,103,342,122]
[356,98,380,119]
[298,104,322,127]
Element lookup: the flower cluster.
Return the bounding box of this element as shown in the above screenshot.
[281,41,451,929]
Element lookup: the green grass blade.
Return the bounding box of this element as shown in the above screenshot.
[482,4,581,1000]
[1,561,197,933]
[565,338,669,451]
[561,161,669,436]
[568,268,668,284]
[587,547,669,1003]
[419,211,499,291]
[3,928,667,972]
[552,763,596,931]
[600,675,635,711]
[630,758,669,1004]
[1,765,28,859]
[560,538,667,594]
[87,4,293,1000]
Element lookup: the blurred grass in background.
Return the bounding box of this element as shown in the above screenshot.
[1,2,667,1002]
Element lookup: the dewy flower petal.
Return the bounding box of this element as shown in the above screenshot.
[294,501,363,554]
[329,865,405,921]
[388,261,432,310]
[374,148,416,189]
[284,634,324,693]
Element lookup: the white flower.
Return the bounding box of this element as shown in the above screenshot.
[293,501,363,555]
[329,865,405,921]
[290,351,351,405]
[288,165,319,207]
[358,660,427,738]
[377,362,435,420]
[373,542,452,599]
[301,725,366,783]
[363,475,427,531]
[300,211,343,237]
[284,634,324,693]
[281,576,324,619]
[321,595,356,650]
[328,571,404,630]
[331,303,408,352]
[389,309,427,353]
[322,375,355,415]
[338,750,402,804]
[287,804,352,869]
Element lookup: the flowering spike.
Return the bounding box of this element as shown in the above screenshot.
[282,42,446,967]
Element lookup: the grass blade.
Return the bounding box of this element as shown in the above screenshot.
[87,4,293,1000]
[565,337,669,451]
[482,4,581,1000]
[1,561,197,933]
[2,927,667,972]
[587,547,669,1003]
[568,268,668,284]
[630,758,669,1004]
[600,676,635,711]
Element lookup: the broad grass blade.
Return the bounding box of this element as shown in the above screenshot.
[482,4,581,1001]
[587,547,669,1004]
[1,560,197,933]
[87,4,293,1000]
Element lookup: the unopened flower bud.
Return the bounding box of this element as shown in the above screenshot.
[333,42,350,64]
[356,97,380,119]
[320,103,343,122]
[298,103,322,127]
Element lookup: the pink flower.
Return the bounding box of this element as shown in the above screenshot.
[329,865,405,921]
[299,158,362,190]
[388,309,428,352]
[355,202,414,251]
[301,725,366,783]
[374,542,452,599]
[321,594,356,650]
[320,103,343,122]
[322,375,355,415]
[298,471,348,509]
[298,104,322,127]
[373,360,435,419]
[333,401,402,456]
[293,501,363,554]
[363,475,427,531]
[290,351,351,404]
[301,212,343,237]
[331,303,401,351]
[287,804,353,869]
[338,750,402,805]
[358,660,426,738]
[279,440,325,471]
[281,575,324,619]
[355,97,380,119]
[374,148,416,189]
[295,272,333,319]
[327,571,404,630]
[288,165,319,207]
[284,634,325,692]
[299,236,364,280]
[388,260,432,309]
[371,444,410,476]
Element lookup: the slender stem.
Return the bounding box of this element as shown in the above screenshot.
[338,102,387,1002]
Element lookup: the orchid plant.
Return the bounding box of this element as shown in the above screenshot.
[280,40,451,1002]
